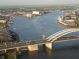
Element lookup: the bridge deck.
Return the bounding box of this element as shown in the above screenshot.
[0,39,47,51]
[0,28,79,52]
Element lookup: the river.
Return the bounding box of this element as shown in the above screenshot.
[1,10,79,59]
[8,11,65,41]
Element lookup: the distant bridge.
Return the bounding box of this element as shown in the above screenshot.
[0,28,79,52]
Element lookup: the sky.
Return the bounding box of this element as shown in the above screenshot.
[0,0,79,6]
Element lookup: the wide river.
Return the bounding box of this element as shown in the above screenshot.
[4,10,79,59]
[8,11,65,41]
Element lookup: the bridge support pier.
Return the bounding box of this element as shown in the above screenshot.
[27,44,38,51]
[4,49,7,53]
[44,42,52,50]
[16,47,19,52]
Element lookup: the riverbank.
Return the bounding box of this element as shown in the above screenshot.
[58,16,68,26]
[58,16,77,27]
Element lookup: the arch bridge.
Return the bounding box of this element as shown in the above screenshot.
[0,28,79,52]
[46,28,79,42]
[45,28,79,49]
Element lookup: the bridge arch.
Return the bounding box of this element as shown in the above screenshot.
[46,28,79,42]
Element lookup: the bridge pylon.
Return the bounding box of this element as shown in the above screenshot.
[27,44,38,51]
[16,47,20,52]
[44,41,52,50]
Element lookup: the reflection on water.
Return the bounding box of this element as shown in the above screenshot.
[17,46,79,59]
[0,45,79,59]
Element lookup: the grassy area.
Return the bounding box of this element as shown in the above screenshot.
[5,52,17,59]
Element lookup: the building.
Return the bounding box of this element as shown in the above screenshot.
[0,16,6,23]
[32,11,40,15]
[25,13,32,18]
[0,16,7,29]
[58,11,79,27]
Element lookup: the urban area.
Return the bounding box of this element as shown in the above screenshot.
[0,5,79,59]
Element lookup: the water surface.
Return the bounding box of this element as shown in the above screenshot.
[8,10,79,59]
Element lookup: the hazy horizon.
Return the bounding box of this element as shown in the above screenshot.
[0,0,79,6]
